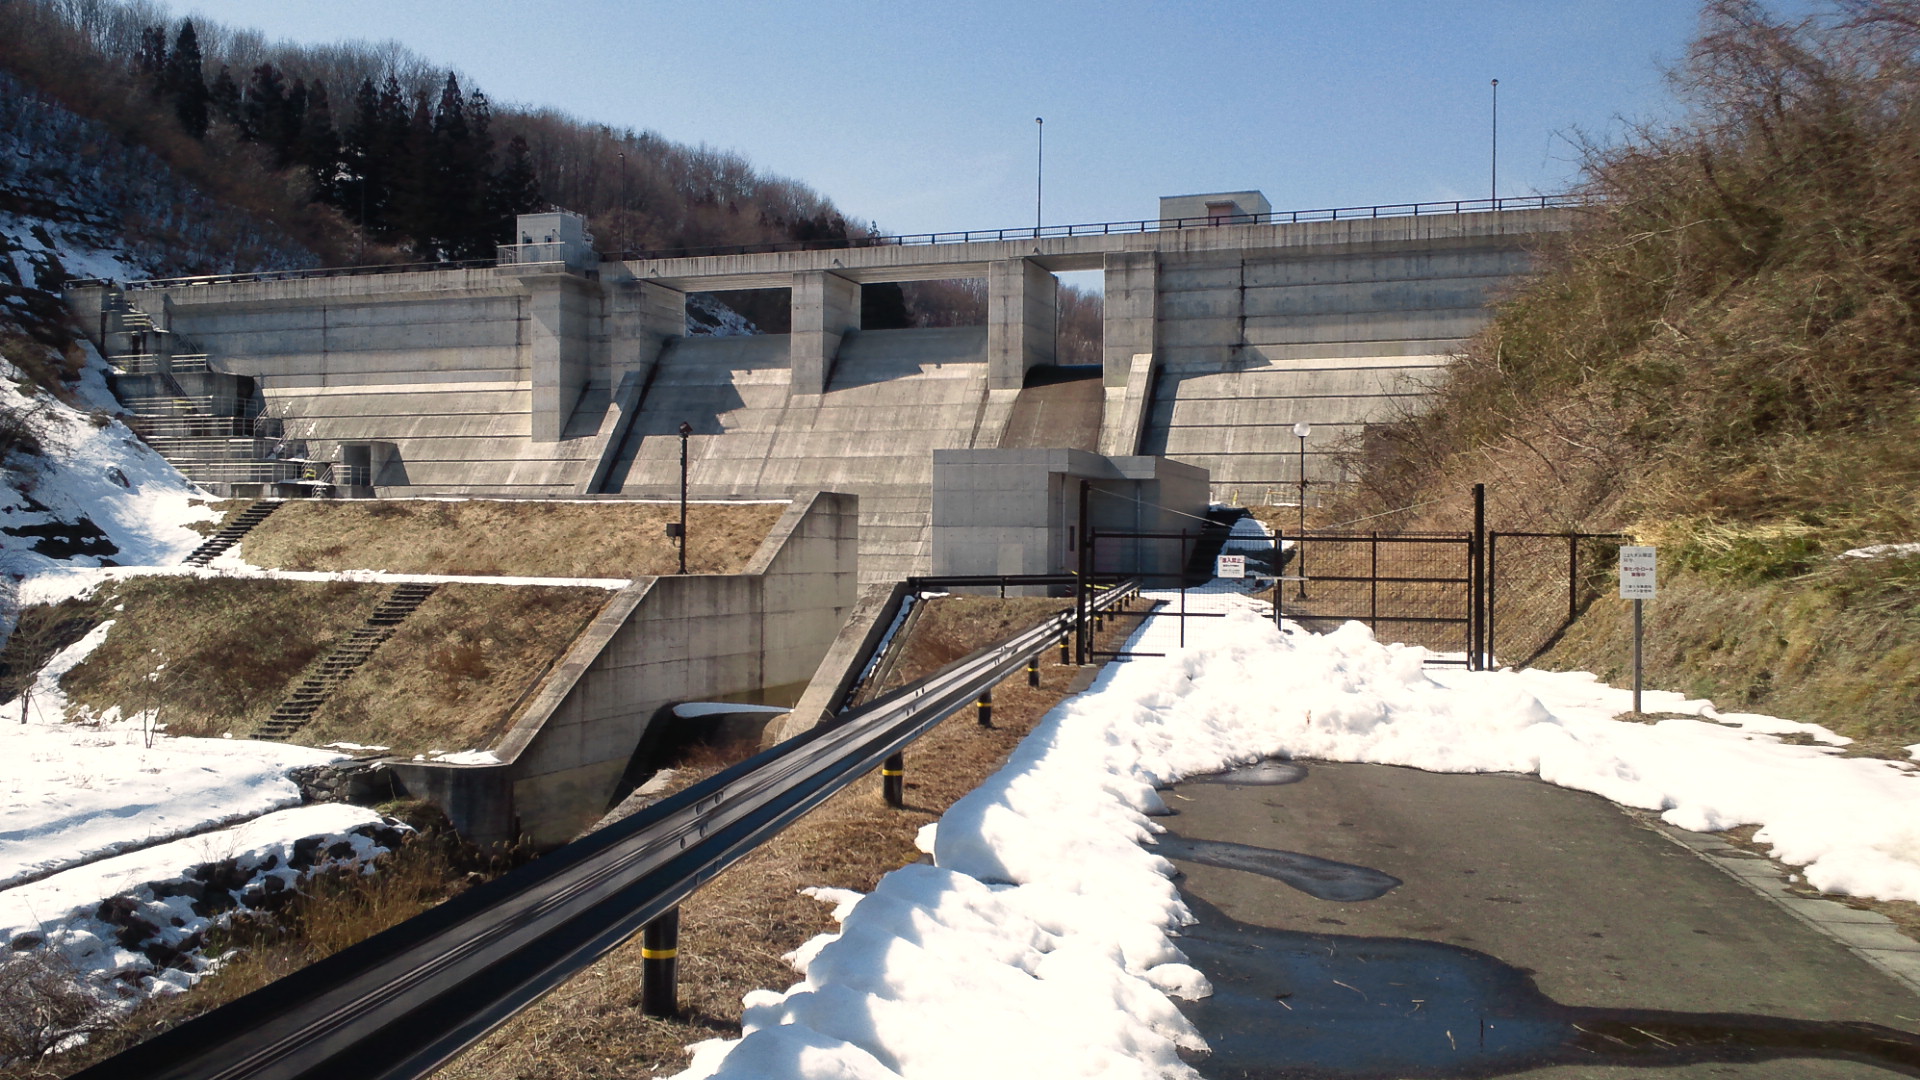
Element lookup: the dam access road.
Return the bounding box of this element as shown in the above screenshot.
[1159,759,1920,1079]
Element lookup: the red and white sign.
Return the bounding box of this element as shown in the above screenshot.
[1619,546,1657,599]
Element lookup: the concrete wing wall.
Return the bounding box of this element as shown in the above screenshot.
[390,491,860,845]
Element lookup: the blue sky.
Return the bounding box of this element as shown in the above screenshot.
[176,1,1823,236]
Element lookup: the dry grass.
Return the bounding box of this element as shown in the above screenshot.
[434,595,1149,1079]
[54,577,384,736]
[298,584,611,754]
[14,577,607,754]
[237,500,787,578]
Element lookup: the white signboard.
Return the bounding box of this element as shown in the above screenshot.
[1215,553,1246,580]
[1619,546,1657,599]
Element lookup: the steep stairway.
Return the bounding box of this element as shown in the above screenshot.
[251,583,436,742]
[181,501,280,566]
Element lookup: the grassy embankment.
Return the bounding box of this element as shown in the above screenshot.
[1337,2,1920,749]
[0,501,790,754]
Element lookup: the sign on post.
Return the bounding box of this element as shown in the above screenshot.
[1215,553,1246,580]
[1618,545,1655,713]
[1619,546,1657,599]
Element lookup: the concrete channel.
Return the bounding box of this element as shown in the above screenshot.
[1156,759,1920,1078]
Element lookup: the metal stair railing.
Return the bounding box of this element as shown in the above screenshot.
[75,582,1139,1080]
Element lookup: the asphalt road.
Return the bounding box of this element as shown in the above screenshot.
[1157,760,1920,1079]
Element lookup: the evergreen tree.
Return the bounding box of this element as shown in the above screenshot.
[163,21,208,139]
[297,80,341,205]
[209,66,242,128]
[488,134,544,236]
[135,26,167,101]
[342,77,386,235]
[394,93,437,253]
[242,63,289,155]
[428,73,470,254]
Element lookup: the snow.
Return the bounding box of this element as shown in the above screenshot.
[0,802,397,1010]
[1842,542,1920,560]
[0,620,348,890]
[20,563,633,608]
[673,702,792,719]
[677,582,1920,1079]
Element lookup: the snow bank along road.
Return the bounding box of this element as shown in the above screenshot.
[671,582,1920,1080]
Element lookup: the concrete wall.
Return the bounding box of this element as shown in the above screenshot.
[388,491,859,845]
[606,326,1005,584]
[1140,231,1541,501]
[931,449,1208,591]
[86,208,1569,570]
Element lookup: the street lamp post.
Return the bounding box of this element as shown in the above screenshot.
[618,151,628,253]
[1293,422,1310,599]
[1490,79,1499,204]
[1034,117,1044,235]
[675,421,692,573]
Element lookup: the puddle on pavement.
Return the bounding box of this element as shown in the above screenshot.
[1153,836,1401,903]
[1173,894,1920,1078]
[1190,760,1309,786]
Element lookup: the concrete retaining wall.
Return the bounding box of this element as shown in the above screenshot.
[388,490,859,845]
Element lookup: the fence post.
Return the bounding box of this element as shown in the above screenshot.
[1487,531,1498,669]
[1076,481,1091,666]
[1471,483,1487,671]
[1568,534,1579,625]
[640,908,680,1017]
[882,753,905,808]
[1369,532,1379,634]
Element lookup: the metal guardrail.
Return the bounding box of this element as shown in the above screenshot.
[109,194,1586,291]
[604,194,1589,262]
[121,258,498,291]
[110,353,211,375]
[74,583,1138,1080]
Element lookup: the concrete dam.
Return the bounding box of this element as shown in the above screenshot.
[72,197,1574,583]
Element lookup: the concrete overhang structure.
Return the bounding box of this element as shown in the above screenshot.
[931,448,1209,593]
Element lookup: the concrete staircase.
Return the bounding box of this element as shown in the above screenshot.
[252,583,436,742]
[181,500,280,566]
[96,286,346,497]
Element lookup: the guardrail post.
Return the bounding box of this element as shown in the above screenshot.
[882,752,905,808]
[1027,657,1040,688]
[1058,634,1070,664]
[641,908,680,1017]
[976,687,993,727]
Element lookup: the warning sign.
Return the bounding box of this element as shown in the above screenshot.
[1619,546,1657,599]
[1215,554,1246,579]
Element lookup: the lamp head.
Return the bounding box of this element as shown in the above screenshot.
[678,421,693,437]
[1292,422,1311,439]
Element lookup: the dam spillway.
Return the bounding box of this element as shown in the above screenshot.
[71,201,1574,583]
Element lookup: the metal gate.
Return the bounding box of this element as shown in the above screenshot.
[1273,485,1627,670]
[1274,532,1475,662]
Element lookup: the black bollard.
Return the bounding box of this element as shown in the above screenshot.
[1027,657,1040,688]
[640,908,680,1017]
[1059,634,1070,664]
[882,752,905,808]
[977,688,993,727]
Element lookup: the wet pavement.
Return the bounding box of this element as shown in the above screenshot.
[1156,760,1920,1078]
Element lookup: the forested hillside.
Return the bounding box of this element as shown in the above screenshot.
[1352,0,1920,745]
[1,0,1104,349]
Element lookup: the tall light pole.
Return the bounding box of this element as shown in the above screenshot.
[618,151,628,253]
[1034,117,1044,235]
[1490,79,1499,205]
[1293,421,1310,599]
[675,421,692,573]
